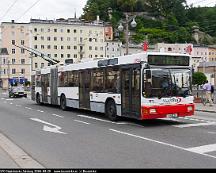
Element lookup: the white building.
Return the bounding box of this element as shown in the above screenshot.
[105,41,122,58]
[154,43,210,71]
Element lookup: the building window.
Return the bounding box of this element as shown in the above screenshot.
[74,29,77,33]
[89,46,92,50]
[21,59,25,64]
[21,40,24,45]
[21,69,25,74]
[74,46,77,50]
[54,54,57,57]
[67,54,71,58]
[41,36,44,40]
[12,59,16,64]
[61,46,64,50]
[21,49,25,54]
[74,54,77,58]
[60,37,63,41]
[34,28,37,32]
[12,40,15,45]
[41,63,44,68]
[54,45,58,49]
[34,45,38,49]
[47,45,51,49]
[12,49,15,54]
[67,29,70,33]
[35,63,38,68]
[67,46,71,49]
[54,29,57,32]
[41,45,45,49]
[54,37,57,41]
[12,69,16,74]
[47,37,51,41]
[34,36,37,41]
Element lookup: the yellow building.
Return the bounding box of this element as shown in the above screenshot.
[208,46,216,62]
[1,21,31,89]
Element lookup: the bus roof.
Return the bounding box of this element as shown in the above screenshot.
[36,52,190,74]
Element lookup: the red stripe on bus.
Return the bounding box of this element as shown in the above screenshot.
[141,104,194,120]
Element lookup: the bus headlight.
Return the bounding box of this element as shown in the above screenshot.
[150,108,157,114]
[187,106,193,112]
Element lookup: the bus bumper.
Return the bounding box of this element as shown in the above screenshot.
[141,104,195,120]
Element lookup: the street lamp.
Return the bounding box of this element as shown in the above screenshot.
[117,13,137,55]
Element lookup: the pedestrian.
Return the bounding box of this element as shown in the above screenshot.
[202,80,213,106]
[211,84,215,103]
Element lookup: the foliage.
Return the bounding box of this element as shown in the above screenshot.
[82,0,216,44]
[192,72,207,86]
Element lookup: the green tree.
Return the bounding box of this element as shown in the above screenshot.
[192,72,207,86]
[192,72,207,97]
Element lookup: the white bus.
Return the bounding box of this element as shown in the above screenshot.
[31,52,195,121]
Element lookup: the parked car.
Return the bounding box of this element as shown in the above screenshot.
[9,86,27,98]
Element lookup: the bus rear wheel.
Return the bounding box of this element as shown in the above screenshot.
[60,95,67,111]
[105,100,118,121]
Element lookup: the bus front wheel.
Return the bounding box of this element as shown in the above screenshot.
[105,99,118,121]
[60,95,67,111]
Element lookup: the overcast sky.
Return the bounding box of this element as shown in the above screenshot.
[0,0,215,23]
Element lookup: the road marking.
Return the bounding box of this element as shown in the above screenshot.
[30,118,67,134]
[109,129,216,159]
[77,114,143,126]
[16,104,21,107]
[10,102,13,105]
[187,144,216,154]
[173,122,216,128]
[208,131,216,134]
[37,110,44,113]
[52,114,64,118]
[25,107,32,110]
[77,114,117,124]
[6,99,13,101]
[0,133,44,168]
[74,120,90,125]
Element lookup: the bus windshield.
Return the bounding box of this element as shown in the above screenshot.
[143,69,192,98]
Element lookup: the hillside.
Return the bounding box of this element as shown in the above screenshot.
[81,0,216,44]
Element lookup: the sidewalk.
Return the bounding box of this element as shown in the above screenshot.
[0,147,18,168]
[195,103,216,113]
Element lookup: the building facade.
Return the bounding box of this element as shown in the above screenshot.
[0,48,9,89]
[208,46,216,62]
[29,18,107,70]
[1,21,31,88]
[1,18,114,74]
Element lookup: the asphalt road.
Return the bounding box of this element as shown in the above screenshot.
[0,92,216,168]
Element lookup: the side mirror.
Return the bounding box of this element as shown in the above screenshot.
[146,70,151,79]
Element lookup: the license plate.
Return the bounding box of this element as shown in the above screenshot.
[167,114,178,118]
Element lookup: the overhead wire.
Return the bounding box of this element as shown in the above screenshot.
[0,0,19,22]
[15,0,42,21]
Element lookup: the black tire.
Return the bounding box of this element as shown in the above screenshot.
[60,95,68,111]
[36,94,41,104]
[105,99,118,121]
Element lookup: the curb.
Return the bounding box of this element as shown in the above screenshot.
[195,109,216,113]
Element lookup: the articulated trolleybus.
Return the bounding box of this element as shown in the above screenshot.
[31,52,194,121]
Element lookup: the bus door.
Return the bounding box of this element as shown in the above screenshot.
[79,70,91,109]
[121,65,141,119]
[31,75,35,101]
[50,68,58,105]
[41,74,49,103]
